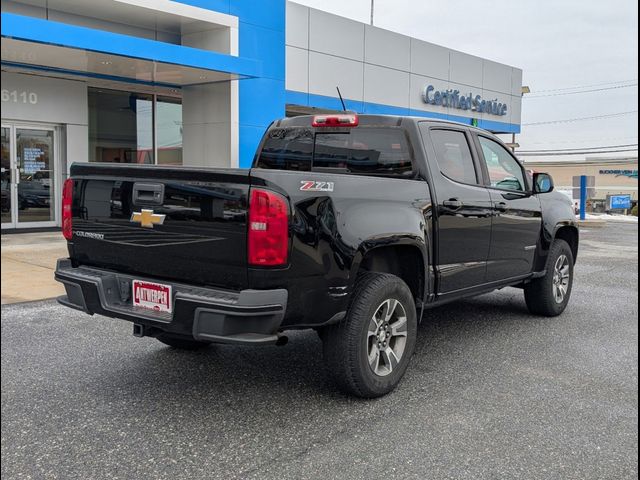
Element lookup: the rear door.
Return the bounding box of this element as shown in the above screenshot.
[473,134,542,281]
[419,124,493,293]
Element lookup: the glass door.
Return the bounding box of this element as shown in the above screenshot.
[16,127,56,225]
[1,125,14,228]
[0,124,58,229]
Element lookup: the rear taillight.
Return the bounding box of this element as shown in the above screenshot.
[312,113,359,127]
[62,178,74,240]
[248,188,289,267]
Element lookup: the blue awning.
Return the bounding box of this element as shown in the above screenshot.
[1,12,262,87]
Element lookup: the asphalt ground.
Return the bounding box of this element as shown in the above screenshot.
[1,223,638,480]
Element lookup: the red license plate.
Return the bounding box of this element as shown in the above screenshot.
[132,280,172,313]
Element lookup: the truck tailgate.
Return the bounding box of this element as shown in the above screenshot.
[68,163,250,289]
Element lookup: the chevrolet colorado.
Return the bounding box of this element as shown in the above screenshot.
[55,114,578,397]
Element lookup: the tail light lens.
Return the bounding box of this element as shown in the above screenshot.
[61,178,74,240]
[248,188,289,266]
[312,114,359,127]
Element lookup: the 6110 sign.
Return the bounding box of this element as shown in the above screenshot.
[1,89,38,105]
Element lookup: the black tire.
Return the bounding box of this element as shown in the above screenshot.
[322,272,417,398]
[156,333,211,350]
[524,239,574,317]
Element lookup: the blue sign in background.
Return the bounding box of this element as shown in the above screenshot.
[610,195,632,209]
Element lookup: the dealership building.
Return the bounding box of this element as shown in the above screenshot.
[523,156,638,211]
[1,0,523,230]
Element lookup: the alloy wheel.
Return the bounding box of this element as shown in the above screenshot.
[552,254,570,304]
[366,298,408,377]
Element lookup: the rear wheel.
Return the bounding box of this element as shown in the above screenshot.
[322,272,417,398]
[524,239,574,317]
[156,333,211,350]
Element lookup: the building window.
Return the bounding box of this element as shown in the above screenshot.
[88,88,182,165]
[88,89,153,164]
[156,96,183,165]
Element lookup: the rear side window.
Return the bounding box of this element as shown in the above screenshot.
[255,127,313,171]
[313,128,412,176]
[255,126,413,177]
[429,129,478,185]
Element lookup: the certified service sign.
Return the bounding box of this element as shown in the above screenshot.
[422,85,508,117]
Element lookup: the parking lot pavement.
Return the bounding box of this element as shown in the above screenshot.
[1,224,637,480]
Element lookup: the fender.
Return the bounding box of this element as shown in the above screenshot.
[348,234,431,306]
[533,190,579,272]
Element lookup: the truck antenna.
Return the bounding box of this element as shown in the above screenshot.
[336,86,347,111]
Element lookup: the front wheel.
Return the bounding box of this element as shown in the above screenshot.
[524,239,574,317]
[322,273,417,398]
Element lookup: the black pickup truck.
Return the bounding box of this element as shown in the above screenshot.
[55,113,578,397]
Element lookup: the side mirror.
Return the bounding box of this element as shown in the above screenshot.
[533,172,554,194]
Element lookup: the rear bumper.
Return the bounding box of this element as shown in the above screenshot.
[54,259,288,345]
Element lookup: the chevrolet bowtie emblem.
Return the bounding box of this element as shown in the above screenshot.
[131,209,166,228]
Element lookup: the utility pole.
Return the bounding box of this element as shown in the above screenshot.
[370,0,374,25]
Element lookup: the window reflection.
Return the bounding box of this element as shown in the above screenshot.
[88,88,154,164]
[156,96,183,165]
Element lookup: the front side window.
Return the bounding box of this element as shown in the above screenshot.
[429,129,478,185]
[478,136,526,192]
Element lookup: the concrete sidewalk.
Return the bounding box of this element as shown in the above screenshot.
[1,232,67,305]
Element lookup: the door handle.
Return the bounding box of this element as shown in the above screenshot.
[443,198,463,210]
[494,202,508,212]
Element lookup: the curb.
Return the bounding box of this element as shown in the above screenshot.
[577,219,607,228]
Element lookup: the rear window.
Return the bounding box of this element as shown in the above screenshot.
[255,127,413,177]
[255,127,313,171]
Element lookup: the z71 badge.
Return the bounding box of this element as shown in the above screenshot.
[300,181,334,192]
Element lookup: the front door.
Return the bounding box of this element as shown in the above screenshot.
[1,124,58,229]
[1,126,13,227]
[474,134,543,281]
[420,124,493,294]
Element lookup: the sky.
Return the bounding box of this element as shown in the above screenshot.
[294,0,639,162]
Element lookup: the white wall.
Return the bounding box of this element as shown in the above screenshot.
[1,71,89,174]
[1,0,180,44]
[181,24,239,168]
[1,72,87,126]
[285,1,522,125]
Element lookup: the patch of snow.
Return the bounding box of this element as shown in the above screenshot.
[584,213,638,223]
